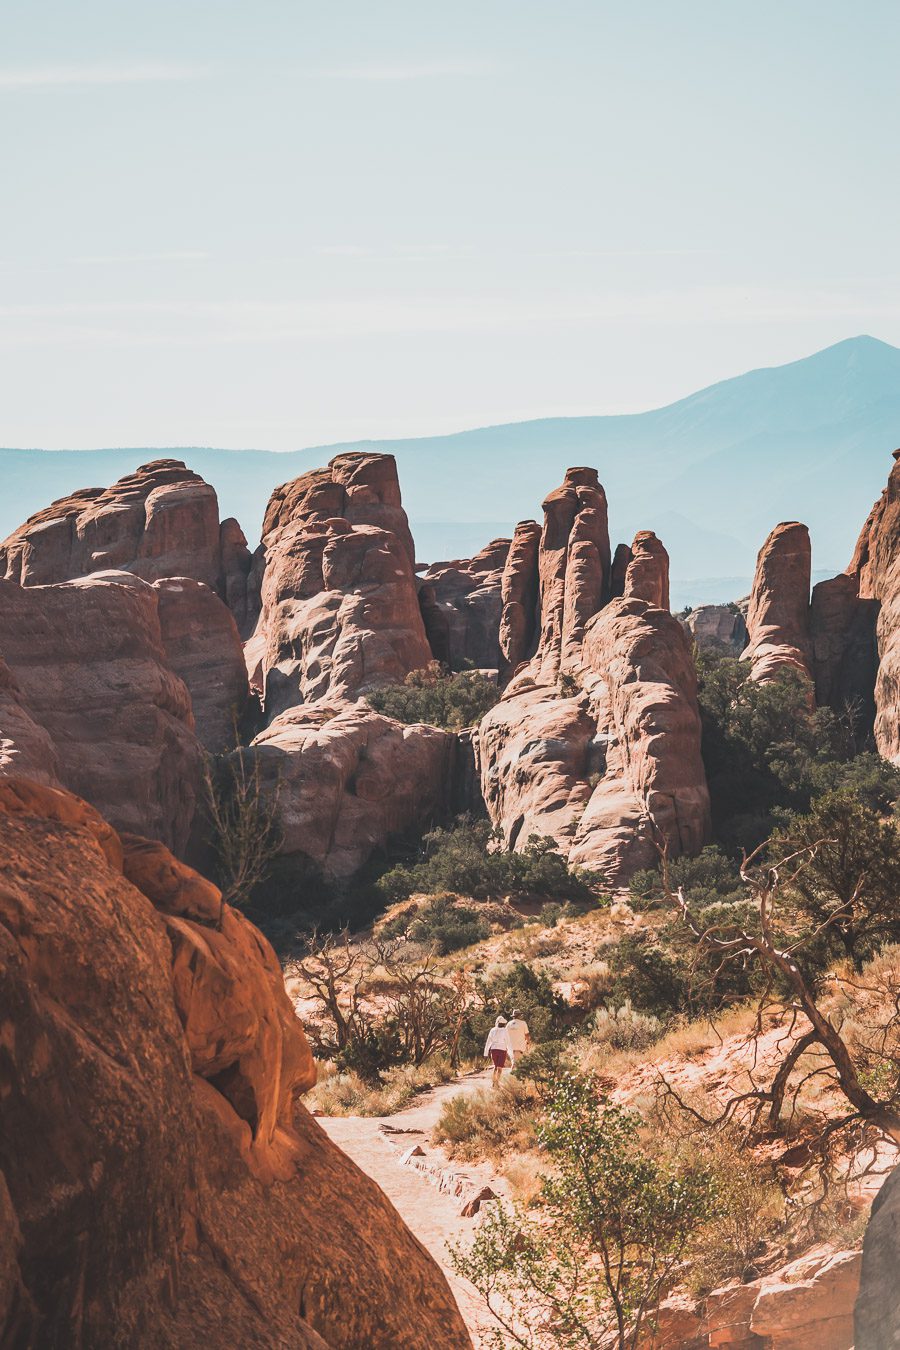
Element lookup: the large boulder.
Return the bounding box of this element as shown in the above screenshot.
[418,537,510,671]
[742,522,813,686]
[855,1163,900,1348]
[680,604,748,656]
[648,1243,860,1349]
[249,453,433,718]
[250,701,457,880]
[0,573,201,854]
[0,779,471,1348]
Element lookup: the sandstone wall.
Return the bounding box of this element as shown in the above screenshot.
[0,778,471,1349]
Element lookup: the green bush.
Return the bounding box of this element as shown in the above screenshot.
[378,893,491,954]
[696,653,900,851]
[367,661,499,730]
[451,1073,721,1350]
[376,817,598,905]
[629,846,744,912]
[773,790,900,971]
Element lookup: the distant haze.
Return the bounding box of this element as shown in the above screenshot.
[2,335,897,611]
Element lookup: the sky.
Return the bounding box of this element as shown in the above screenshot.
[2,0,899,450]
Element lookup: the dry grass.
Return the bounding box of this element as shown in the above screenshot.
[307,1056,459,1117]
[432,1079,539,1162]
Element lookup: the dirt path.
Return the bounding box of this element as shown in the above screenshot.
[318,1069,506,1345]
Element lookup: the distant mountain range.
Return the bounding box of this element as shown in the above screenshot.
[2,334,898,610]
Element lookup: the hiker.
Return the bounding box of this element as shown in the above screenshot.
[506,1008,531,1061]
[484,1015,514,1087]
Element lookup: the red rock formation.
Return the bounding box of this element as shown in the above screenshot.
[0,654,60,785]
[810,572,878,726]
[250,453,432,717]
[498,520,542,680]
[0,458,240,595]
[742,522,814,685]
[418,537,510,671]
[478,471,708,883]
[154,577,250,753]
[251,701,456,879]
[0,779,471,1348]
[220,514,254,632]
[680,603,748,655]
[531,467,611,683]
[649,1244,860,1350]
[568,597,710,878]
[623,530,670,610]
[0,573,200,853]
[609,542,632,600]
[837,451,900,762]
[476,687,596,856]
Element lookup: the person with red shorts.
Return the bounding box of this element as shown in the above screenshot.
[484,1015,514,1088]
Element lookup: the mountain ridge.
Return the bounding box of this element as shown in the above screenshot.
[3,335,898,609]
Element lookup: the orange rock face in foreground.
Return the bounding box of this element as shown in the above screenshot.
[0,779,471,1348]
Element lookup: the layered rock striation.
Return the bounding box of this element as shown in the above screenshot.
[0,778,471,1348]
[0,573,201,853]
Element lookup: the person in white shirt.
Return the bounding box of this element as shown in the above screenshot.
[484,1015,514,1087]
[505,1009,531,1060]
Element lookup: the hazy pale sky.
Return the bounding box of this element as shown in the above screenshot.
[2,0,899,449]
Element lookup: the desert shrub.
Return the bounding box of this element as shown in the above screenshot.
[539,899,581,927]
[629,846,744,912]
[609,917,760,1017]
[378,893,490,954]
[377,817,597,905]
[512,1038,574,1087]
[432,1078,539,1161]
[451,1072,721,1350]
[684,1132,785,1290]
[309,1057,458,1117]
[367,661,499,730]
[591,1001,662,1052]
[773,790,900,971]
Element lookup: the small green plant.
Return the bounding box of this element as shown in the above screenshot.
[367,661,499,730]
[451,1072,720,1350]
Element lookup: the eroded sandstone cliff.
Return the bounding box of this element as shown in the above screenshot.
[478,470,709,884]
[0,777,471,1349]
